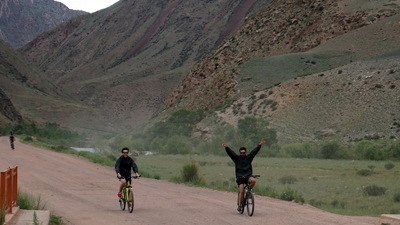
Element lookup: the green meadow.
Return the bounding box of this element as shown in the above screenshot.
[137,154,400,217]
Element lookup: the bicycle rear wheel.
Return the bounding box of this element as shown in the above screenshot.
[127,189,134,213]
[246,192,255,216]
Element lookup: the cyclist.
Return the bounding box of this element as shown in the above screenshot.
[9,132,15,150]
[222,138,265,212]
[115,147,140,198]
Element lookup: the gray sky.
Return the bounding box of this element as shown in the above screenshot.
[55,0,119,13]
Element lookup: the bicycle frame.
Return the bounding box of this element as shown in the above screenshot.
[122,180,132,201]
[119,175,139,213]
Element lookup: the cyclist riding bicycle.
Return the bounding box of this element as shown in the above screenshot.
[222,138,265,212]
[115,147,140,198]
[9,131,15,150]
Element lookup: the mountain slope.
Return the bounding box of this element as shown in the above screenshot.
[0,0,87,48]
[19,0,271,130]
[163,0,400,143]
[0,40,108,132]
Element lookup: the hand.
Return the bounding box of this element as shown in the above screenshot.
[117,173,121,179]
[135,173,140,178]
[222,142,227,148]
[259,138,265,146]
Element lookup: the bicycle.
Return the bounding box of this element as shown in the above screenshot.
[238,175,260,216]
[119,175,139,213]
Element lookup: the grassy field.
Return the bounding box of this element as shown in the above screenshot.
[136,154,400,217]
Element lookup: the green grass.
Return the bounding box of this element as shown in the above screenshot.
[136,154,400,217]
[17,190,64,225]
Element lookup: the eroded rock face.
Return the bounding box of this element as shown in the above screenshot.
[0,88,24,124]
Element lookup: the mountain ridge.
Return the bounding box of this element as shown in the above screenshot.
[0,0,87,48]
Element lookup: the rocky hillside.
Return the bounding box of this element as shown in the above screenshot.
[0,0,87,48]
[0,88,23,126]
[20,0,271,130]
[0,40,107,132]
[164,0,400,143]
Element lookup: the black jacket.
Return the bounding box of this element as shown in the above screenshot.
[225,144,261,178]
[115,156,138,176]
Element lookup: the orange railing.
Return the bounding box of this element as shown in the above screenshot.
[0,167,18,217]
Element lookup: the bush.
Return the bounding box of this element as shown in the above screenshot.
[355,141,384,160]
[282,142,319,158]
[237,116,277,146]
[357,169,373,176]
[362,185,386,196]
[181,162,202,183]
[320,141,341,159]
[279,175,298,184]
[279,187,304,203]
[49,214,64,225]
[164,135,192,154]
[394,191,400,202]
[18,190,46,210]
[384,163,395,170]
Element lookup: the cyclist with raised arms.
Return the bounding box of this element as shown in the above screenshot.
[115,147,140,198]
[222,138,265,212]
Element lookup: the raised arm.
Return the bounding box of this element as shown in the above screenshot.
[248,138,265,160]
[222,142,237,160]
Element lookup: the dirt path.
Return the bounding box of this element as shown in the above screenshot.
[0,137,398,225]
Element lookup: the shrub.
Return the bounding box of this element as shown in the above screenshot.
[320,141,340,159]
[279,187,304,203]
[18,190,46,210]
[357,169,373,176]
[330,199,346,208]
[384,163,395,170]
[237,116,277,146]
[279,175,298,184]
[181,162,201,183]
[362,185,386,196]
[164,135,191,154]
[394,191,400,202]
[49,214,64,225]
[282,142,319,158]
[355,141,384,160]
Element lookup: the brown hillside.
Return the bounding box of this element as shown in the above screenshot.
[163,0,400,143]
[165,0,400,111]
[19,0,270,131]
[0,40,107,132]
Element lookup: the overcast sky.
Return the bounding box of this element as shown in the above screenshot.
[55,0,119,13]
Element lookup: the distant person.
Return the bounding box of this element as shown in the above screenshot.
[222,138,265,212]
[115,147,140,198]
[9,132,15,150]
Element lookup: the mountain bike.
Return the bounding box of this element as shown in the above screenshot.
[238,175,260,216]
[119,175,139,213]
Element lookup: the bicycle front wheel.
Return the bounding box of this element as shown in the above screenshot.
[246,192,255,216]
[119,198,126,211]
[127,189,134,213]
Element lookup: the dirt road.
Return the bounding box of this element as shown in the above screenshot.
[0,137,398,225]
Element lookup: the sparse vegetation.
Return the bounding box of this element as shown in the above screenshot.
[18,190,46,210]
[279,175,298,184]
[357,169,374,176]
[362,185,386,196]
[278,187,304,203]
[173,162,206,187]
